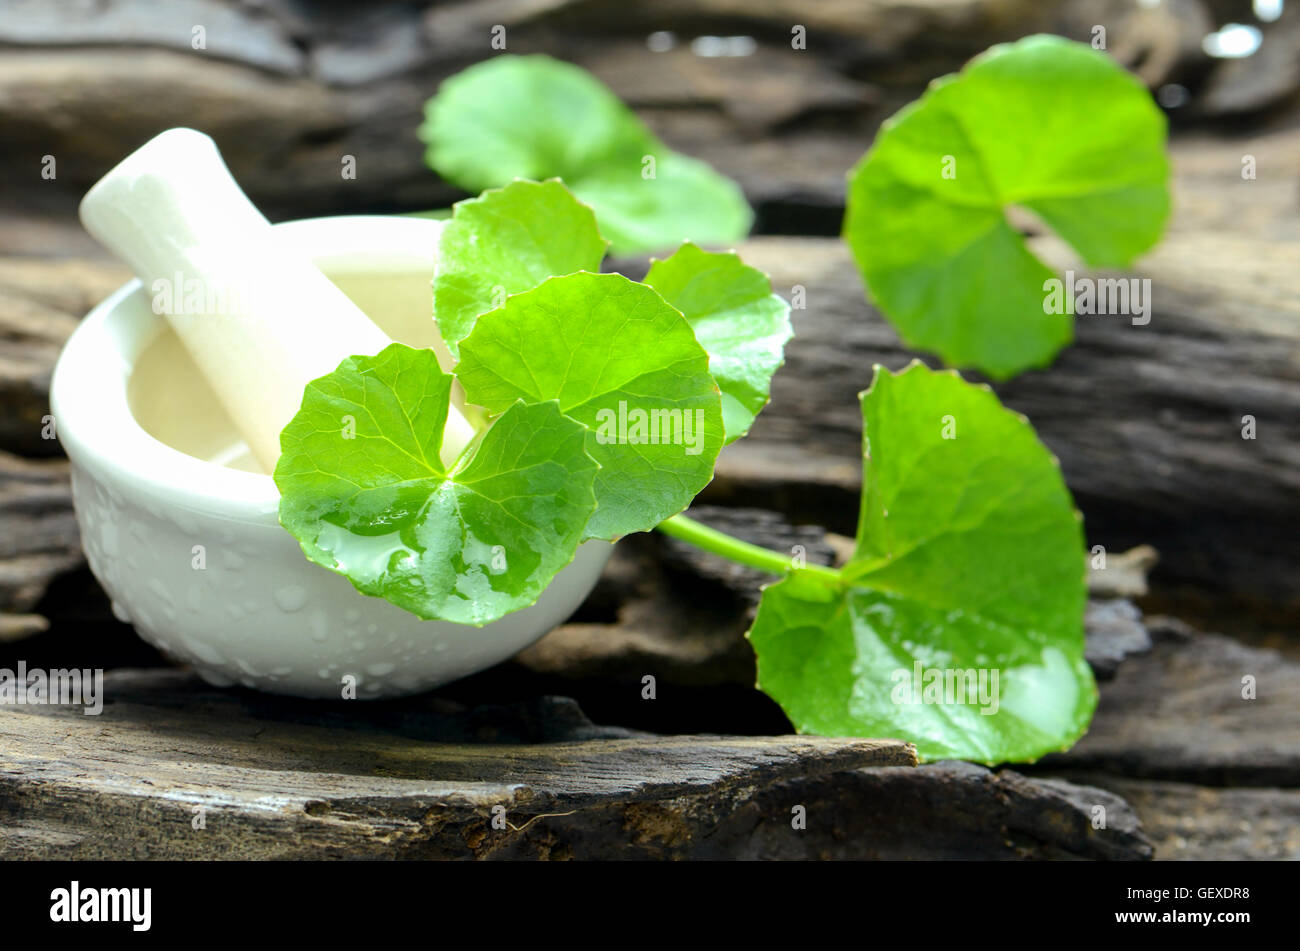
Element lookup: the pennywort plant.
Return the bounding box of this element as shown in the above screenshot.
[417,55,752,255]
[419,38,1170,380]
[270,36,1171,762]
[274,178,1095,764]
[844,34,1171,379]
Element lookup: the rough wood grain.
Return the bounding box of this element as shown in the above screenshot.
[0,452,80,633]
[0,666,1159,860]
[1041,619,1300,786]
[0,667,910,859]
[779,761,1151,861]
[0,257,128,454]
[1053,775,1300,860]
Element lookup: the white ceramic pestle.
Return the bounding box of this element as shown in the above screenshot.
[78,128,475,473]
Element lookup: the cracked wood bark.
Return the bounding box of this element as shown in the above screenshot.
[1049,775,1300,861]
[777,761,1151,861]
[0,452,80,640]
[0,258,129,455]
[1040,617,1300,786]
[0,667,1158,860]
[0,668,914,859]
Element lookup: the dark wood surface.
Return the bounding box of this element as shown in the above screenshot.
[0,668,917,860]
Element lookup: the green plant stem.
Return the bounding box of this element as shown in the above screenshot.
[656,514,841,582]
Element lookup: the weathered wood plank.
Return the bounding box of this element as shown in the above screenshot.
[1052,775,1300,860]
[0,666,1158,860]
[1041,619,1300,785]
[0,257,128,454]
[0,452,80,627]
[0,667,919,859]
[773,761,1151,861]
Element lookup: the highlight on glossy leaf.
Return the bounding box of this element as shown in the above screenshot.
[274,343,598,626]
[455,271,725,542]
[747,361,1096,763]
[843,34,1170,380]
[418,54,752,255]
[644,242,792,444]
[434,179,608,359]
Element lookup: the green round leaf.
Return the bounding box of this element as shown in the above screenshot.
[419,55,751,254]
[570,153,753,255]
[748,362,1095,763]
[434,179,609,359]
[275,343,597,626]
[420,55,639,191]
[843,35,1169,379]
[644,242,792,443]
[456,271,725,541]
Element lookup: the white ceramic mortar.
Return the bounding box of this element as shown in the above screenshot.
[50,215,611,699]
